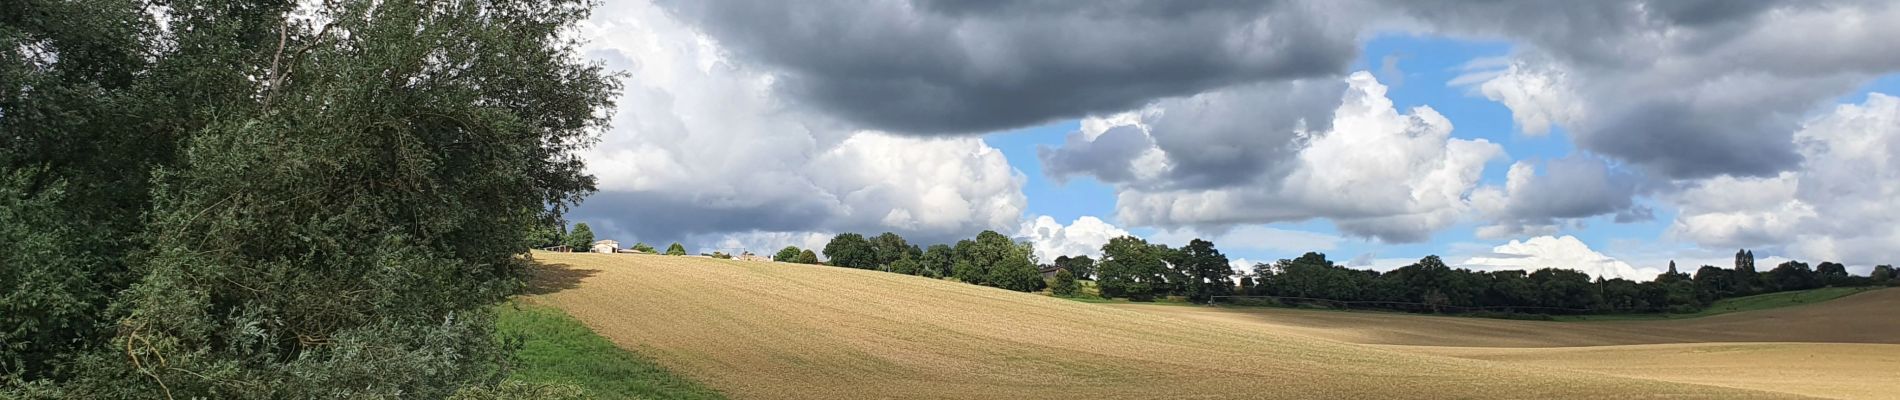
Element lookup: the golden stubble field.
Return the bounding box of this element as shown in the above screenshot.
[518,252,1878,399]
[1107,285,1900,399]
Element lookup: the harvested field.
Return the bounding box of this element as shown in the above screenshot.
[1108,289,1900,399]
[1396,343,1900,400]
[524,252,1806,399]
[1107,288,1900,348]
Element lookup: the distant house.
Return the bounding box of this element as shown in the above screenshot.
[1039,265,1066,280]
[591,239,620,254]
[738,252,770,262]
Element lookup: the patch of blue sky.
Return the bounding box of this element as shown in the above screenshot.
[982,120,1118,224]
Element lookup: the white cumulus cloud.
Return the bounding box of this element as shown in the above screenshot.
[1670,93,1900,266]
[1016,216,1131,263]
[1066,71,1502,243]
[567,0,1026,249]
[1460,236,1662,281]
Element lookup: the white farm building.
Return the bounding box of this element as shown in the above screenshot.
[591,239,620,254]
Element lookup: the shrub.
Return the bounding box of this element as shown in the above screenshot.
[774,246,802,262]
[631,242,656,253]
[1051,269,1079,296]
[891,257,921,275]
[665,243,688,256]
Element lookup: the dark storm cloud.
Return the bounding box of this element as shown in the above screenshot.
[1502,156,1649,223]
[654,0,1363,134]
[1040,125,1154,185]
[1040,78,1344,190]
[567,191,838,246]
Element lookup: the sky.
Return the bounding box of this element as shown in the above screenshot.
[564,0,1900,280]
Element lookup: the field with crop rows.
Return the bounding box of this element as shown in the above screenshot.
[523,251,1897,399]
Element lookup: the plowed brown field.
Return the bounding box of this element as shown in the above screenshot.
[520,252,1857,399]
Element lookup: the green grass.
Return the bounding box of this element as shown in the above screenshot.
[496,300,725,399]
[1555,287,1878,321]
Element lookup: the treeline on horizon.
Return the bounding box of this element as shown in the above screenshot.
[1238,250,1895,315]
[779,231,1899,316]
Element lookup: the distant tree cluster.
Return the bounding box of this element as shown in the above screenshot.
[767,245,825,265]
[1093,237,1234,303]
[1241,249,1895,315]
[797,230,1897,315]
[818,230,1044,292]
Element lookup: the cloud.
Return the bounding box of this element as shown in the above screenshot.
[1460,236,1662,280]
[1436,1,1900,179]
[568,0,1025,249]
[1670,93,1900,266]
[652,0,1367,134]
[1041,79,1345,190]
[1051,72,1502,242]
[685,231,835,258]
[1472,155,1651,239]
[569,0,1900,259]
[1016,216,1132,262]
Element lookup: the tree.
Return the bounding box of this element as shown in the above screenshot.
[0,0,619,395]
[921,244,955,278]
[774,246,803,262]
[795,249,820,264]
[1051,269,1079,296]
[1873,265,1896,285]
[823,233,877,269]
[1693,265,1735,299]
[1529,268,1598,310]
[666,242,688,256]
[1487,270,1537,308]
[1663,280,1703,313]
[890,256,922,275]
[952,260,981,283]
[1177,239,1234,304]
[528,222,564,249]
[0,174,101,382]
[631,242,656,253]
[1055,255,1096,280]
[1097,236,1165,301]
[566,223,596,251]
[950,229,1026,286]
[1765,261,1817,292]
[869,232,915,269]
[1815,262,1850,286]
[1422,289,1451,313]
[709,252,733,259]
[988,255,1043,292]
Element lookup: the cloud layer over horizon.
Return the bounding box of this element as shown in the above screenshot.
[565,0,1900,272]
